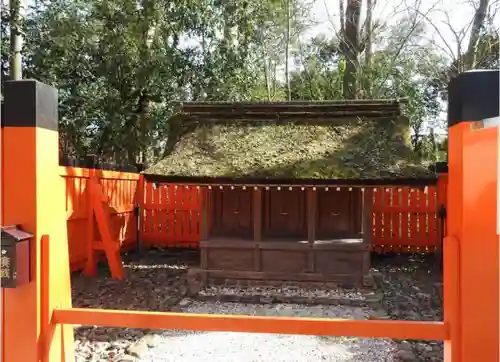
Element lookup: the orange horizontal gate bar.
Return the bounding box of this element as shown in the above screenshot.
[41,233,459,361]
[52,309,448,340]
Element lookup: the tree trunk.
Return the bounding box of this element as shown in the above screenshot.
[465,0,490,69]
[363,0,374,98]
[9,0,23,80]
[285,0,291,101]
[342,0,362,99]
[264,57,271,100]
[339,0,345,35]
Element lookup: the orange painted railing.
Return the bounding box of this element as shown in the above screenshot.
[41,233,459,361]
[60,167,141,271]
[140,179,449,252]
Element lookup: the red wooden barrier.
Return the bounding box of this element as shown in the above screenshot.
[141,179,448,252]
[60,167,141,271]
[371,186,441,253]
[141,183,201,248]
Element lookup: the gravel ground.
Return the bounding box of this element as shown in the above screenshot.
[71,249,443,362]
[139,301,397,362]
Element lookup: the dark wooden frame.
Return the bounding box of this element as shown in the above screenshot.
[197,185,374,285]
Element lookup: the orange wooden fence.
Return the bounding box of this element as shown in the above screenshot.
[370,184,445,253]
[61,167,141,271]
[140,177,449,253]
[141,183,202,248]
[62,170,448,268]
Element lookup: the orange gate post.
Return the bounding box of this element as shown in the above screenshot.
[446,69,499,362]
[2,80,74,361]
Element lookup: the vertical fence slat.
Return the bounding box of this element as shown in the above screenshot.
[382,188,392,249]
[408,189,418,249]
[185,187,192,244]
[152,185,159,244]
[372,188,383,249]
[174,186,181,245]
[400,188,411,248]
[428,186,438,251]
[159,185,167,246]
[144,182,153,245]
[391,188,401,247]
[167,185,175,245]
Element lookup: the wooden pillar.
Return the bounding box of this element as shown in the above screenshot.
[253,187,262,242]
[2,80,74,362]
[200,187,210,241]
[306,187,317,272]
[362,188,373,244]
[200,187,210,268]
[307,188,317,243]
[135,174,145,253]
[361,187,373,275]
[436,173,448,243]
[253,187,262,271]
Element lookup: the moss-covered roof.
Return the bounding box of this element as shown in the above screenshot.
[146,101,435,181]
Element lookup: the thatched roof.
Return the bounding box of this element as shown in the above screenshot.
[146,100,436,183]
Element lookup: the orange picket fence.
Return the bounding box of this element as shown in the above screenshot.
[141,182,202,248]
[140,176,448,253]
[62,169,447,270]
[61,167,141,271]
[371,185,444,253]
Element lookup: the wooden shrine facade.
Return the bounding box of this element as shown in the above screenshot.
[143,99,439,286]
[195,183,373,286]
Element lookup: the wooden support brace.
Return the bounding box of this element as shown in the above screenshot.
[87,176,125,280]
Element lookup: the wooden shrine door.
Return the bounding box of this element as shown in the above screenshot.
[211,187,253,238]
[263,187,307,239]
[316,188,362,239]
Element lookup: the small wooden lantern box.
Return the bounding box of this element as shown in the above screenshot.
[1,225,33,288]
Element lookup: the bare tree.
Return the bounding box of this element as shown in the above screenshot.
[465,0,490,69]
[411,0,497,78]
[342,0,362,99]
[340,0,345,34]
[363,0,375,97]
[285,0,291,100]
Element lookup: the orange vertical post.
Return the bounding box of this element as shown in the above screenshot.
[446,69,499,362]
[2,80,74,361]
[437,172,448,241]
[136,174,145,251]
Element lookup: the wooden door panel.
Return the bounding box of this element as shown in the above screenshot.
[264,188,307,238]
[317,188,360,238]
[212,188,253,237]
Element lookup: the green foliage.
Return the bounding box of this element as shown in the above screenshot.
[1,0,497,166]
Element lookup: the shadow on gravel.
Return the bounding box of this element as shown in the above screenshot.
[70,249,444,362]
[71,248,198,362]
[371,252,443,361]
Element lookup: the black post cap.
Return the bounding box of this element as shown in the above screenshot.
[447,69,499,127]
[2,79,58,131]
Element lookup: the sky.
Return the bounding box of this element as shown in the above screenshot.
[309,0,499,60]
[306,0,499,135]
[17,0,498,133]
[19,0,498,61]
